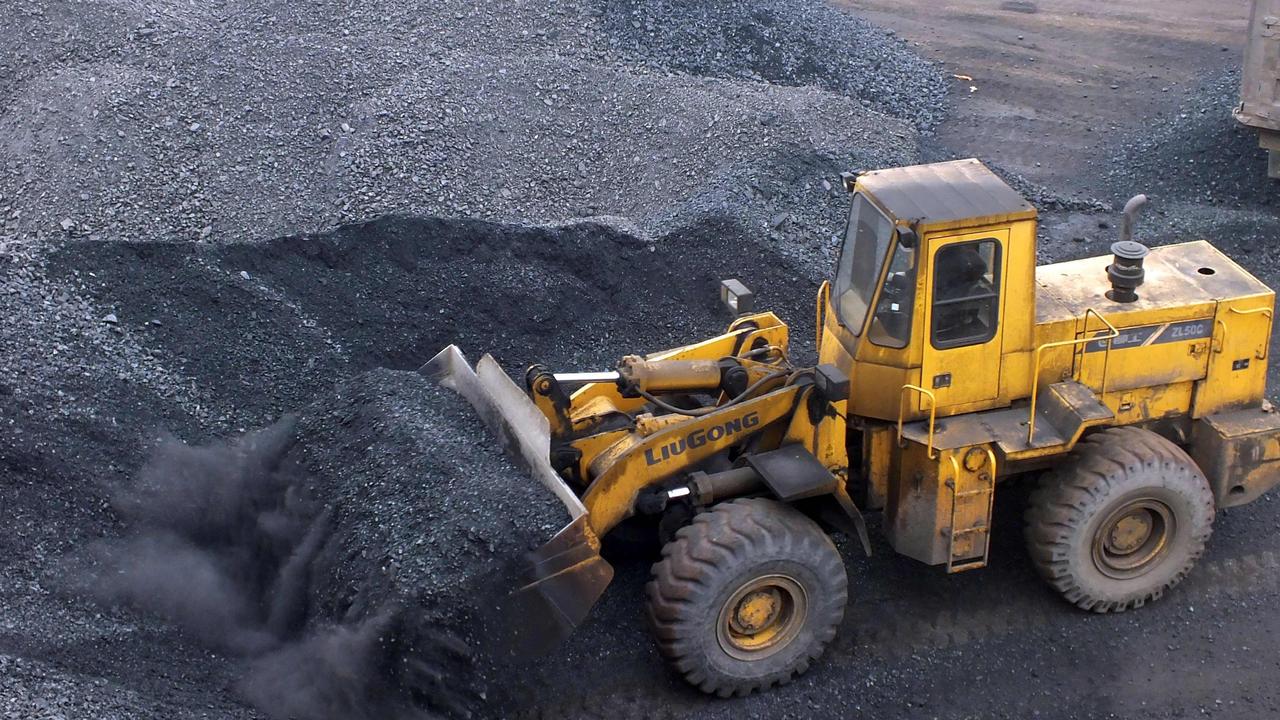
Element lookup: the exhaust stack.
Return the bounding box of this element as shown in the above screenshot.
[1107,194,1150,303]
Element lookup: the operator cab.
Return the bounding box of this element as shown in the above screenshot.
[820,159,1038,421]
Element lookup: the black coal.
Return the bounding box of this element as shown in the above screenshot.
[89,371,567,719]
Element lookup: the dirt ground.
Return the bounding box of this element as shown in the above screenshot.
[843,0,1251,196]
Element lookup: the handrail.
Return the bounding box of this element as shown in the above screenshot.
[1027,308,1119,444]
[897,384,938,459]
[1229,306,1274,317]
[1230,306,1274,360]
[816,280,831,356]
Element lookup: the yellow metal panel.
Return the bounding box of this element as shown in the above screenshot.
[1076,316,1212,393]
[818,292,920,423]
[920,228,1010,410]
[884,440,950,566]
[1026,314,1077,390]
[883,440,997,569]
[581,384,804,535]
[1035,241,1267,324]
[1190,408,1280,507]
[851,361,918,422]
[1195,293,1274,416]
[861,423,896,510]
[782,389,848,467]
[1100,381,1195,426]
[854,159,1038,235]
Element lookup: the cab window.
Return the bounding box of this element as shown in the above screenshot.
[867,238,916,348]
[931,240,1000,349]
[833,193,894,336]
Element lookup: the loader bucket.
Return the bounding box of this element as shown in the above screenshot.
[422,345,613,654]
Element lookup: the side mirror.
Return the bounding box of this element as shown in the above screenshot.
[898,227,918,249]
[719,279,755,316]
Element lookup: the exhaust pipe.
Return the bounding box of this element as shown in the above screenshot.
[1118,193,1148,245]
[1108,194,1150,303]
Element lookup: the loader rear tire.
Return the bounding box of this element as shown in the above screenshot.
[1025,426,1214,612]
[646,497,846,697]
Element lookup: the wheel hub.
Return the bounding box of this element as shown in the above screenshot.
[731,589,782,634]
[1093,497,1176,579]
[716,575,808,660]
[1108,511,1153,554]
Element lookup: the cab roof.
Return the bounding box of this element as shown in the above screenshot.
[855,158,1037,233]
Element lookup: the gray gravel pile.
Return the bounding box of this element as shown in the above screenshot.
[294,368,566,617]
[0,654,163,720]
[0,0,930,431]
[69,370,568,719]
[1091,69,1280,273]
[0,0,946,716]
[601,0,947,130]
[1104,70,1272,209]
[1,0,925,257]
[46,214,828,430]
[260,369,570,718]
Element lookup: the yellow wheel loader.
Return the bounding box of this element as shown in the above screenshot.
[428,159,1280,697]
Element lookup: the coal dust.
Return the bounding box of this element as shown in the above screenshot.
[86,417,443,719]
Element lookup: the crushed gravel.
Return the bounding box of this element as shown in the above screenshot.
[1104,69,1274,210]
[1,0,930,256]
[600,0,947,130]
[295,369,567,620]
[0,0,931,447]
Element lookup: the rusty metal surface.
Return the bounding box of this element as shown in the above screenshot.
[1238,0,1280,131]
[1190,406,1280,508]
[857,158,1036,231]
[504,515,615,655]
[1037,241,1269,323]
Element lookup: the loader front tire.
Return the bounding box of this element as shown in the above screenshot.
[646,498,846,697]
[1025,426,1214,612]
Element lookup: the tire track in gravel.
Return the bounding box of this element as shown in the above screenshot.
[831,547,1280,661]
[511,545,1280,719]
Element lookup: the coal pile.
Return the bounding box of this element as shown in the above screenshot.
[1104,70,1274,208]
[295,369,566,620]
[602,0,948,129]
[49,214,825,427]
[88,368,567,719]
[0,0,949,716]
[0,0,929,259]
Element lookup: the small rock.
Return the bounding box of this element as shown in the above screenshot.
[102,313,118,324]
[59,218,75,231]
[239,271,251,281]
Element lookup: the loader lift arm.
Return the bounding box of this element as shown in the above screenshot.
[425,310,862,654]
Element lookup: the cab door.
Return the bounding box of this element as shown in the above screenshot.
[920,229,1008,411]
